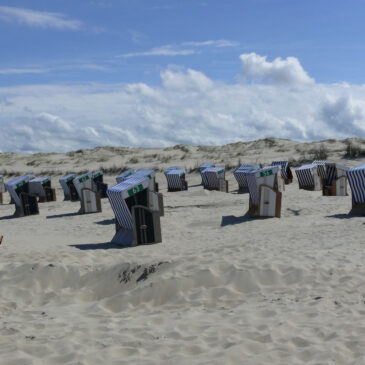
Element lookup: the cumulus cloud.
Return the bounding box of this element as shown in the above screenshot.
[0,6,82,30]
[0,54,364,153]
[239,53,314,86]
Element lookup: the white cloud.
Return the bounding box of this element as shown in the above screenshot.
[119,45,195,58]
[0,68,48,75]
[239,53,314,86]
[182,40,239,48]
[119,39,238,58]
[0,53,364,153]
[0,6,82,30]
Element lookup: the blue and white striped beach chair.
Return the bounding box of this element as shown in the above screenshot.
[107,175,162,246]
[60,173,79,201]
[233,164,260,191]
[29,176,56,202]
[116,169,135,183]
[5,174,39,217]
[199,163,215,185]
[246,165,283,218]
[322,163,348,196]
[73,172,101,214]
[201,167,228,192]
[347,164,365,215]
[295,164,322,191]
[165,168,188,191]
[312,160,327,181]
[271,161,293,184]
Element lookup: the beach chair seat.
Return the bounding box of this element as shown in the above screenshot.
[80,188,101,214]
[346,164,365,215]
[322,163,348,196]
[17,192,39,217]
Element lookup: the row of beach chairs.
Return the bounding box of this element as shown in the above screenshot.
[1,160,364,248]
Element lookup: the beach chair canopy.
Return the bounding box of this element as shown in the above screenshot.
[59,173,76,197]
[5,174,35,206]
[131,169,156,180]
[246,165,280,204]
[347,164,365,204]
[295,164,318,188]
[107,175,154,230]
[116,169,135,183]
[201,167,225,188]
[29,176,51,197]
[73,172,94,199]
[165,169,185,189]
[199,162,215,172]
[164,166,179,176]
[312,160,327,179]
[272,161,289,180]
[233,164,260,188]
[92,170,103,180]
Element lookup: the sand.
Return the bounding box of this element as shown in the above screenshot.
[0,138,365,365]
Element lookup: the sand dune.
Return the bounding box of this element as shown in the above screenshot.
[0,138,365,364]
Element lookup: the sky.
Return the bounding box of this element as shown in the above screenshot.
[0,0,365,153]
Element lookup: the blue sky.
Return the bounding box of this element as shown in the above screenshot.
[0,0,365,152]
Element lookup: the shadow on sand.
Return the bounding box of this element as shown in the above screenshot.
[0,214,17,221]
[47,212,79,219]
[95,218,115,226]
[326,213,363,219]
[221,212,253,226]
[70,242,130,250]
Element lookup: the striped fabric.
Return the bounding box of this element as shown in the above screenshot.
[295,164,317,188]
[131,169,156,180]
[199,162,215,172]
[202,167,225,189]
[107,175,150,229]
[233,164,260,188]
[325,163,336,186]
[165,169,185,189]
[29,176,51,197]
[312,160,327,180]
[5,174,35,207]
[59,174,75,197]
[116,169,134,183]
[347,164,365,204]
[272,161,288,181]
[164,166,179,176]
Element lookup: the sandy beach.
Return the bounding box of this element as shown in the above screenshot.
[0,138,365,365]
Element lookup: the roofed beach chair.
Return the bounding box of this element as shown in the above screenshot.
[0,174,6,204]
[312,160,327,182]
[322,163,348,196]
[5,174,39,217]
[73,172,101,214]
[116,169,135,183]
[233,164,260,192]
[295,164,322,191]
[59,174,78,201]
[164,166,179,175]
[29,176,56,203]
[165,168,188,192]
[271,161,293,184]
[346,164,365,215]
[199,163,215,185]
[201,166,228,192]
[107,174,162,246]
[92,170,108,198]
[246,165,284,218]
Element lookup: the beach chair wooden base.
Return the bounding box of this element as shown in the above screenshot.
[95,182,108,198]
[323,176,348,196]
[39,187,56,203]
[0,235,3,245]
[238,187,249,193]
[349,202,365,216]
[249,186,282,218]
[219,179,229,193]
[80,188,101,214]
